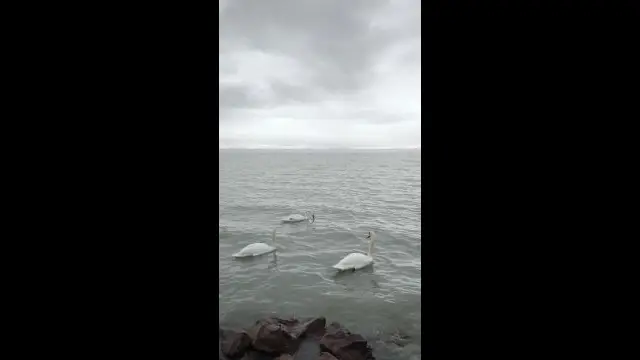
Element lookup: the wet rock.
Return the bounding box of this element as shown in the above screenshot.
[239,350,273,360]
[225,316,375,360]
[246,316,327,355]
[295,338,322,359]
[246,318,298,355]
[220,329,252,359]
[318,352,339,360]
[274,355,294,360]
[289,317,326,339]
[319,322,375,360]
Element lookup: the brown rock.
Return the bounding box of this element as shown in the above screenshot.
[220,329,252,359]
[318,352,339,360]
[275,355,294,360]
[246,318,298,355]
[319,322,375,360]
[240,349,274,360]
[245,316,327,355]
[239,350,273,360]
[289,317,327,339]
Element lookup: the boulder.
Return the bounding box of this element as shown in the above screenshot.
[239,350,273,360]
[288,316,327,339]
[220,329,252,359]
[246,316,327,355]
[246,318,298,355]
[224,316,375,360]
[318,352,339,360]
[319,322,375,360]
[274,355,294,360]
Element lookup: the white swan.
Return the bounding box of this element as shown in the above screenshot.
[282,211,315,224]
[232,229,278,258]
[332,231,377,271]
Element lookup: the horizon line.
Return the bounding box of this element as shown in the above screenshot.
[219,146,421,150]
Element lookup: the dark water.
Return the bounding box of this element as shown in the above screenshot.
[219,149,421,359]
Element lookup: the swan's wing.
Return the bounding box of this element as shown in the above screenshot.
[241,243,261,251]
[234,242,273,256]
[284,214,304,221]
[334,253,371,268]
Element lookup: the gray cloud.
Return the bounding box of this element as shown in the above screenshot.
[219,0,421,148]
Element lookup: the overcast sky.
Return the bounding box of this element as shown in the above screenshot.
[219,0,421,149]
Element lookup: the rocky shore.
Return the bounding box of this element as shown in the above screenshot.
[219,316,376,360]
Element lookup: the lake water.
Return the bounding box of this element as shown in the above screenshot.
[219,149,421,360]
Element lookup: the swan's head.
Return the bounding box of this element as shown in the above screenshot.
[366,231,376,239]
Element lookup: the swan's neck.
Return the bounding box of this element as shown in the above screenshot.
[367,235,376,256]
[272,230,277,244]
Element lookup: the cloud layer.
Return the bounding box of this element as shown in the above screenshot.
[219,0,421,149]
